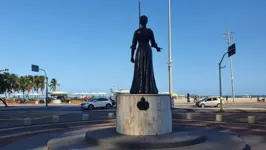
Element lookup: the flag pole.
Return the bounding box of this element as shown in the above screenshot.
[138,0,141,28]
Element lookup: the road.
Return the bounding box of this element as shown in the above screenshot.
[0,106,115,129]
[0,104,266,129]
[0,105,266,149]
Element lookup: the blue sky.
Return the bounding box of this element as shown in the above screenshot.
[0,0,265,95]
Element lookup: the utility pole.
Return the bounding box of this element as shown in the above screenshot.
[222,28,235,102]
[218,43,236,112]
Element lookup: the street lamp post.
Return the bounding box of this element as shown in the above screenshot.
[219,43,236,112]
[218,52,228,112]
[168,0,173,96]
[40,69,48,107]
[31,65,48,107]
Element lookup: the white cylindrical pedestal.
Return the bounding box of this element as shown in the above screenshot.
[116,94,172,135]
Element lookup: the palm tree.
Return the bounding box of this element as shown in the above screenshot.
[39,76,45,95]
[0,73,19,98]
[33,75,40,94]
[26,75,34,95]
[2,73,10,97]
[49,78,60,92]
[10,74,20,94]
[19,76,27,98]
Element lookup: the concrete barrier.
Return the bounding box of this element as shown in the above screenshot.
[186,113,192,120]
[216,114,223,122]
[248,116,255,124]
[24,118,32,125]
[52,115,59,123]
[108,113,114,119]
[82,114,89,121]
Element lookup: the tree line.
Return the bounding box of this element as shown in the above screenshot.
[0,72,60,98]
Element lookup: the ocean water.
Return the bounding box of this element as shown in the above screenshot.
[235,95,266,98]
[205,95,266,98]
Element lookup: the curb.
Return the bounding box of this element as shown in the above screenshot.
[0,119,116,132]
[0,107,45,111]
[0,104,80,111]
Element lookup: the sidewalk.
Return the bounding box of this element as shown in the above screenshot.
[0,104,79,111]
[175,106,266,111]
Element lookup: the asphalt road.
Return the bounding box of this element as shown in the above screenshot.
[0,106,115,129]
[0,105,265,150]
[0,105,266,129]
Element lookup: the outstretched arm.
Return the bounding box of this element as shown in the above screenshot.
[150,29,162,52]
[150,29,158,48]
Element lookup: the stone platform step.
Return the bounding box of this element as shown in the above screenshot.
[47,126,107,150]
[47,125,250,150]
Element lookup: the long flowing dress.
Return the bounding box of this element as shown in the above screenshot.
[130,27,159,94]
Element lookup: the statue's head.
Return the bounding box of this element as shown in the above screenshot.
[140,15,148,27]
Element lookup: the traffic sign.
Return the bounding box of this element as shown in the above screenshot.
[228,43,236,57]
[31,64,39,72]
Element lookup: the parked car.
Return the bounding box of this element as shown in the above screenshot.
[81,97,113,110]
[195,97,222,108]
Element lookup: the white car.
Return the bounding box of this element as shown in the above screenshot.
[195,97,222,108]
[81,97,112,110]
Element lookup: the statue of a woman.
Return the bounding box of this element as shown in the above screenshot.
[130,15,162,94]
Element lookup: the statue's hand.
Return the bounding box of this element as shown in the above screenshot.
[156,47,162,52]
[131,57,135,63]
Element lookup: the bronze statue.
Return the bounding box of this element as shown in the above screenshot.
[130,15,162,94]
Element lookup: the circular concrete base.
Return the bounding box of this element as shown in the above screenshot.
[85,126,249,150]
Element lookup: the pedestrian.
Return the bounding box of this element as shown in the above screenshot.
[226,96,228,102]
[187,93,190,103]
